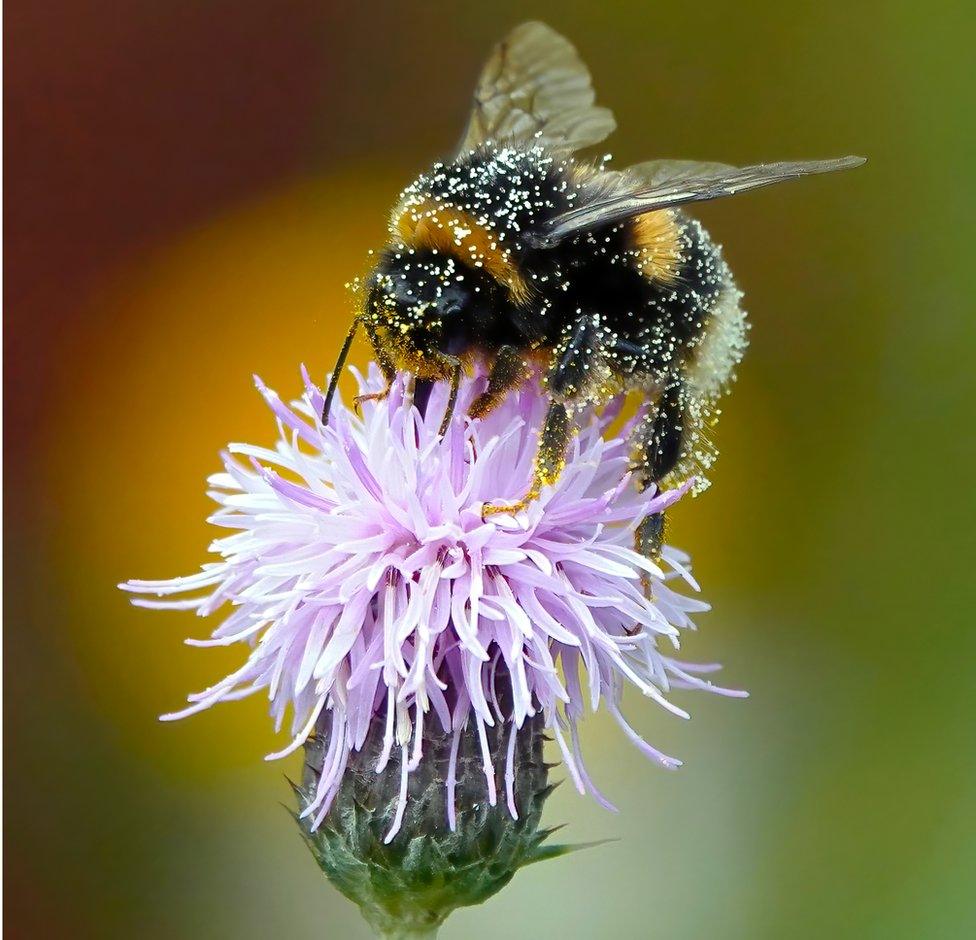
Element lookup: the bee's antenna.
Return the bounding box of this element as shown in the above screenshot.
[322,319,359,424]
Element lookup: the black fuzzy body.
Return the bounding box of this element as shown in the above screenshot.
[380,145,727,384]
[364,143,746,490]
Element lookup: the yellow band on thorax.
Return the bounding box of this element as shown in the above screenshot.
[391,197,533,305]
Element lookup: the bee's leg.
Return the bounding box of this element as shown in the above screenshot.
[547,314,601,402]
[483,400,572,516]
[636,512,667,561]
[353,383,395,412]
[352,320,398,412]
[483,316,599,516]
[644,382,686,487]
[634,381,686,562]
[469,346,528,420]
[437,356,463,436]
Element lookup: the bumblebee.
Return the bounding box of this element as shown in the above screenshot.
[324,21,863,555]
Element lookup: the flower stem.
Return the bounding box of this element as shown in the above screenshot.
[378,926,439,939]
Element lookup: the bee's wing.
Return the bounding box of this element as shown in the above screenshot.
[532,156,866,246]
[457,21,616,156]
[626,159,740,185]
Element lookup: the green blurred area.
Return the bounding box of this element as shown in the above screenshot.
[5,1,975,937]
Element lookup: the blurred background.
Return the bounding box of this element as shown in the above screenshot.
[5,1,975,937]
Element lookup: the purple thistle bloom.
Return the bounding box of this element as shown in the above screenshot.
[122,366,743,841]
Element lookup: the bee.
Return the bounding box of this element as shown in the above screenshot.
[323,21,863,556]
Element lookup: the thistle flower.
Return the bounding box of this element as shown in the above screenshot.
[122,366,742,936]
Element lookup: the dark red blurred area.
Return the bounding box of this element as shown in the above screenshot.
[5,2,330,425]
[4,1,475,443]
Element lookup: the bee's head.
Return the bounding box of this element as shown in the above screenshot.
[363,249,493,376]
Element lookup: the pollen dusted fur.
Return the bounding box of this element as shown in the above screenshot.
[360,143,747,507]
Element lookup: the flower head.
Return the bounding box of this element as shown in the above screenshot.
[122,366,742,839]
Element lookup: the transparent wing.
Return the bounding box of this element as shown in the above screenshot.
[532,156,866,246]
[457,21,616,155]
[626,159,738,186]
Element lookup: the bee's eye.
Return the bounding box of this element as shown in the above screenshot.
[439,285,470,318]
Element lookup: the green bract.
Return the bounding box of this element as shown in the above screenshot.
[296,709,570,938]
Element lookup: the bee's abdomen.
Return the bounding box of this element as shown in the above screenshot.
[558,212,730,380]
[641,214,727,348]
[667,216,747,401]
[631,215,748,490]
